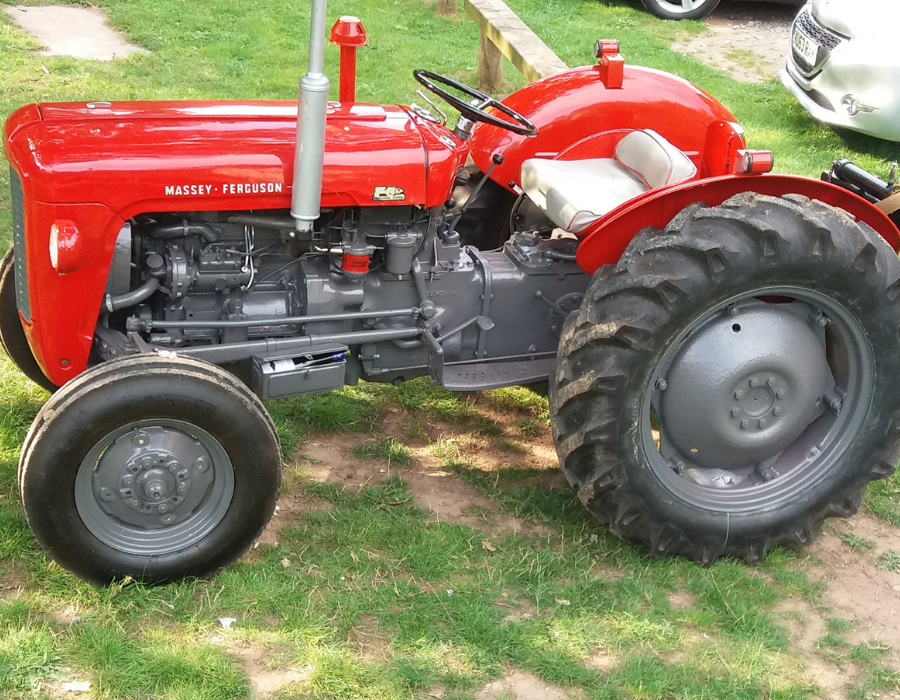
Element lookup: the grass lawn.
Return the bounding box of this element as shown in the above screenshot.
[2,0,900,698]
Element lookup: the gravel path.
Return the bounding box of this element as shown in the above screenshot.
[672,2,800,83]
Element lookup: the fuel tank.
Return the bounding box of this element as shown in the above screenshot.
[4,100,466,216]
[470,64,741,190]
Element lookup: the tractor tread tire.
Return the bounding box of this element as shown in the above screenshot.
[550,193,900,565]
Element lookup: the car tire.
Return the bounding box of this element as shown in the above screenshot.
[19,354,282,584]
[550,193,900,564]
[640,0,722,20]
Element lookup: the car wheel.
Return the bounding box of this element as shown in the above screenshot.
[640,0,722,20]
[19,354,282,584]
[550,193,900,564]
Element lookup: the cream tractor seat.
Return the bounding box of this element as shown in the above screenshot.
[521,129,697,234]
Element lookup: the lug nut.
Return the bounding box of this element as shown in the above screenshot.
[731,408,741,417]
[740,420,749,430]
[758,418,767,428]
[131,499,142,509]
[776,389,786,399]
[749,378,760,388]
[735,390,744,400]
[158,504,168,513]
[177,484,187,496]
[767,377,777,387]
[773,407,783,416]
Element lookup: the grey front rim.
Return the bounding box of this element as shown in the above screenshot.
[652,0,713,15]
[74,420,235,555]
[641,287,873,513]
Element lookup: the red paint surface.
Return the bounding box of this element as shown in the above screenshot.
[5,58,897,388]
[4,100,467,383]
[469,65,741,189]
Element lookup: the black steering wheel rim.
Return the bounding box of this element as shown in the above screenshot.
[413,70,537,137]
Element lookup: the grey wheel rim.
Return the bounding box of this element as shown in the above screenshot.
[651,0,714,15]
[74,419,235,555]
[641,286,873,513]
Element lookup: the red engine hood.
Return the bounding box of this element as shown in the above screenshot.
[4,100,465,216]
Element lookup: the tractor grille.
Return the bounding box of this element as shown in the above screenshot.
[9,168,31,322]
[792,9,844,75]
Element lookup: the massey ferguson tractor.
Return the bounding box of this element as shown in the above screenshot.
[3,2,900,585]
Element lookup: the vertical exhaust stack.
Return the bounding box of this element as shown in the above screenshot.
[291,0,330,235]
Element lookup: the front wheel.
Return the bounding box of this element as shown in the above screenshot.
[551,193,900,564]
[19,354,282,584]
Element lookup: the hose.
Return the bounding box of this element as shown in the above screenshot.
[148,221,219,243]
[105,277,160,313]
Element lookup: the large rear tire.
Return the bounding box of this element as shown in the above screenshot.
[0,248,57,392]
[550,193,900,564]
[19,354,282,584]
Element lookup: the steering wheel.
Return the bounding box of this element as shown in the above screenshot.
[413,70,537,137]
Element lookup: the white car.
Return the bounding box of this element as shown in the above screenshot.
[779,0,900,142]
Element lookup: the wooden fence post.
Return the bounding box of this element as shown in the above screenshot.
[436,0,457,17]
[478,29,503,92]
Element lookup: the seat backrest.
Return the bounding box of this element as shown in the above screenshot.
[615,129,696,190]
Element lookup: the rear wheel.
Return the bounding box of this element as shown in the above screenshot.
[19,354,281,584]
[0,248,57,391]
[550,193,900,564]
[640,0,722,20]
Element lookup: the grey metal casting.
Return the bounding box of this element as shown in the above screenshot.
[74,420,235,555]
[640,288,872,513]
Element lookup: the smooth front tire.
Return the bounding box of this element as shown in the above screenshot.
[0,248,57,392]
[640,0,722,20]
[550,193,900,564]
[19,354,282,584]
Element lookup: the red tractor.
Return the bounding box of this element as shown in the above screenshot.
[3,3,900,585]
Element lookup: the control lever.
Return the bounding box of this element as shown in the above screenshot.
[446,153,504,235]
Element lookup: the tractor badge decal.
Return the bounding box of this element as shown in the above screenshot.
[373,186,405,202]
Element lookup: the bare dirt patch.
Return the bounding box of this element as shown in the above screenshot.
[583,648,618,673]
[230,642,308,699]
[475,670,582,700]
[291,421,552,538]
[0,561,27,601]
[667,591,696,611]
[496,592,537,624]
[253,490,333,550]
[347,613,391,662]
[773,597,859,698]
[809,513,900,669]
[671,4,798,83]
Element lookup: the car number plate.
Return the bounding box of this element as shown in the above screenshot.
[792,27,819,66]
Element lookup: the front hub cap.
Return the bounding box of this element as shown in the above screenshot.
[75,421,234,556]
[660,304,833,470]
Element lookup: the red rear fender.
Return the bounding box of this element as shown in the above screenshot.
[575,174,900,274]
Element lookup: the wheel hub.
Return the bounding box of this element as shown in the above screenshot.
[92,427,213,529]
[659,304,834,470]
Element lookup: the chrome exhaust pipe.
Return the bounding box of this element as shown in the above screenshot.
[291,0,330,235]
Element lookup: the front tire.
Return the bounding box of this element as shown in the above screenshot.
[0,248,57,391]
[19,354,282,584]
[550,193,900,564]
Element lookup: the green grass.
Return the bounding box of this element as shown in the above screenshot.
[1,0,900,698]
